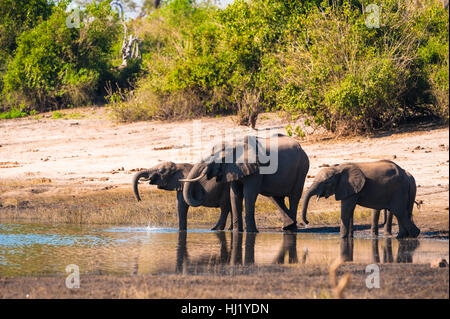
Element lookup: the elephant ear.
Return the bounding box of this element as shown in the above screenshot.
[218,136,260,182]
[220,162,259,182]
[335,165,366,200]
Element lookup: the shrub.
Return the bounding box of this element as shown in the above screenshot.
[2,1,121,112]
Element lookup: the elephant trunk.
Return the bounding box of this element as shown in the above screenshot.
[132,169,152,201]
[182,165,206,207]
[301,184,319,226]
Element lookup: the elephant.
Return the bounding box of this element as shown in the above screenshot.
[301,160,420,238]
[132,161,231,231]
[340,237,420,263]
[180,134,310,233]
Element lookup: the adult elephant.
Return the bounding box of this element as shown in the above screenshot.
[132,161,231,231]
[180,134,310,233]
[301,160,420,238]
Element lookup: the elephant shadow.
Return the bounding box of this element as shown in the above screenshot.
[175,232,307,274]
[340,237,420,263]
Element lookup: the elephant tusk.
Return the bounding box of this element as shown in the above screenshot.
[179,172,206,183]
[316,195,320,202]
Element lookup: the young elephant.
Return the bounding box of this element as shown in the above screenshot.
[132,161,231,231]
[301,160,420,238]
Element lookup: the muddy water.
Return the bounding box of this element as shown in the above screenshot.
[0,223,448,277]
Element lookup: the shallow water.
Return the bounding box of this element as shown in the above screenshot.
[0,223,448,276]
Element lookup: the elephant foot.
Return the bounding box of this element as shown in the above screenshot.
[211,224,225,231]
[398,228,420,239]
[396,233,407,239]
[371,228,379,236]
[245,227,259,233]
[282,223,298,233]
[228,226,233,231]
[409,227,420,238]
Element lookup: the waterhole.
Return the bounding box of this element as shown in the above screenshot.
[0,223,447,276]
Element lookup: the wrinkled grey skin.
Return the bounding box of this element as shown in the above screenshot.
[182,134,310,233]
[132,161,231,231]
[301,160,420,238]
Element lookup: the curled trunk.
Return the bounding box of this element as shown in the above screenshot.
[182,165,206,207]
[182,180,205,207]
[132,169,152,201]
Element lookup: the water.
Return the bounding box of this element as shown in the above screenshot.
[0,223,447,277]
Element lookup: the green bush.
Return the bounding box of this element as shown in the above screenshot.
[2,1,121,112]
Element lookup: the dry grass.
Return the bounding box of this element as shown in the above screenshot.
[0,263,447,299]
[0,179,376,228]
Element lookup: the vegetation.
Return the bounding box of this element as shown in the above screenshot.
[0,0,448,134]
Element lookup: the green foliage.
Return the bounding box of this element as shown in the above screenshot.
[0,106,28,119]
[0,0,56,110]
[0,0,447,132]
[2,1,122,112]
[112,0,448,132]
[0,0,55,66]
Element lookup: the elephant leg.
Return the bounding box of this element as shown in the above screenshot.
[215,231,229,264]
[230,182,244,232]
[176,231,188,273]
[244,233,256,265]
[391,199,420,238]
[177,192,189,231]
[396,214,420,238]
[270,196,296,231]
[340,238,354,262]
[371,209,380,236]
[384,210,393,235]
[287,195,301,232]
[340,197,357,238]
[211,205,230,231]
[273,238,287,264]
[230,231,243,265]
[286,234,298,264]
[371,238,380,263]
[243,175,261,233]
[383,238,393,263]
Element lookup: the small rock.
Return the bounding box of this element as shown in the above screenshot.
[431,258,448,268]
[392,155,397,159]
[319,164,330,168]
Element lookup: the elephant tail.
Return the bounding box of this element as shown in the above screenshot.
[414,200,423,210]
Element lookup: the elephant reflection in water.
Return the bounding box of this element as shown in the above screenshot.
[175,232,307,273]
[272,233,310,264]
[175,232,257,274]
[339,238,420,263]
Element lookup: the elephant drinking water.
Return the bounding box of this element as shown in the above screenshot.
[133,161,231,231]
[180,134,310,233]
